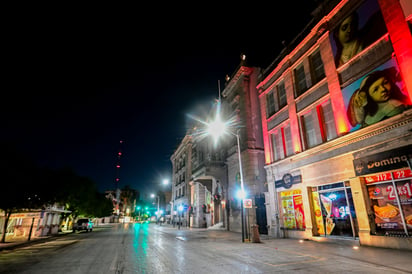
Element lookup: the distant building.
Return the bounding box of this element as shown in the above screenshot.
[170,134,192,227]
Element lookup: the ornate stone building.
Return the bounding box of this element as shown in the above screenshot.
[257,0,412,249]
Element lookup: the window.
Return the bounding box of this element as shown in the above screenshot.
[271,129,285,161]
[300,99,337,150]
[294,64,307,96]
[271,122,294,161]
[319,100,337,141]
[300,110,322,148]
[310,50,325,84]
[277,82,287,109]
[283,124,294,156]
[280,189,306,230]
[267,82,287,118]
[365,169,412,237]
[266,91,276,117]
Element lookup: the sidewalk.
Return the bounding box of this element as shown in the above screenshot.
[0,224,115,251]
[0,232,69,251]
[155,223,412,273]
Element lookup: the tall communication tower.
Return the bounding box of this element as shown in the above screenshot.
[115,140,123,215]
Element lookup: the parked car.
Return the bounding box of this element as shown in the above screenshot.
[73,218,93,232]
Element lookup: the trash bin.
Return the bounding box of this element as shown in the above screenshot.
[251,224,261,243]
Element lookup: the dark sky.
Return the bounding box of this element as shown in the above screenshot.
[4,2,318,196]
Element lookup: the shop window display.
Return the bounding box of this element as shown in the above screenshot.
[280,189,305,230]
[311,182,358,238]
[365,169,412,237]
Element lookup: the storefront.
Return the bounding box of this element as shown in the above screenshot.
[310,182,358,239]
[352,144,412,249]
[270,144,412,249]
[364,168,412,237]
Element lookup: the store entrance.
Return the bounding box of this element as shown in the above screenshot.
[311,182,358,239]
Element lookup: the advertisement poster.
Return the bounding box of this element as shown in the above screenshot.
[281,196,296,229]
[367,178,412,232]
[293,195,305,229]
[312,192,325,235]
[320,194,335,235]
[342,58,411,131]
[330,0,387,67]
[281,190,304,229]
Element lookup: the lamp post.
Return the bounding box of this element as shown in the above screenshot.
[206,102,247,243]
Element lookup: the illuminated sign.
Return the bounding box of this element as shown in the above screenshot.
[275,174,302,189]
[353,145,412,176]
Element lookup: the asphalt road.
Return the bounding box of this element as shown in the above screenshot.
[0,223,411,273]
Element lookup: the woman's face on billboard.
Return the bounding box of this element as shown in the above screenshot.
[338,15,357,44]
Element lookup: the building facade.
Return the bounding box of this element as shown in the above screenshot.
[170,134,192,227]
[257,0,412,250]
[220,62,268,235]
[189,136,227,229]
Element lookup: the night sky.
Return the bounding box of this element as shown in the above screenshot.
[4,2,318,197]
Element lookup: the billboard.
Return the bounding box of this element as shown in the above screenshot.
[342,58,411,131]
[330,0,387,68]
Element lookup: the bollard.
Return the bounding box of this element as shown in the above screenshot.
[251,224,261,243]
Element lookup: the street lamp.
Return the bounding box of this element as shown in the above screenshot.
[205,100,247,242]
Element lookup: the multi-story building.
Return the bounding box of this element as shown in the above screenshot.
[257,0,412,249]
[171,59,268,233]
[189,124,228,229]
[220,60,268,235]
[170,134,192,227]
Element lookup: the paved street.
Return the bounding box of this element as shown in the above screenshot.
[0,223,411,273]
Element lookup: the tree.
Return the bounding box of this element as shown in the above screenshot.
[0,144,42,243]
[120,185,138,216]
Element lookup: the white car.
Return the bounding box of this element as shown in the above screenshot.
[73,218,93,232]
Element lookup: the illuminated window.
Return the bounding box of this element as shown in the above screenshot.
[271,123,292,161]
[364,169,412,237]
[300,109,322,148]
[299,99,337,149]
[280,189,306,230]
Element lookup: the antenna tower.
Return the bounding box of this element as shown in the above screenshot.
[115,140,123,215]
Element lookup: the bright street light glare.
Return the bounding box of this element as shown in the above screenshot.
[150,194,155,198]
[236,189,247,200]
[207,116,227,145]
[163,179,169,185]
